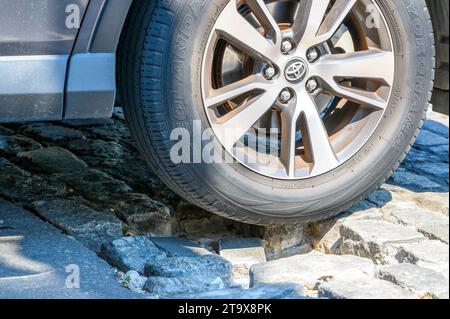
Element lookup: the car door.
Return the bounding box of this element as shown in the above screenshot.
[0,0,89,122]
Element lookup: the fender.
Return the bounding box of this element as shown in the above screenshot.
[64,0,133,119]
[0,0,132,123]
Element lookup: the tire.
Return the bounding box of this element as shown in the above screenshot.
[427,0,449,115]
[118,0,435,225]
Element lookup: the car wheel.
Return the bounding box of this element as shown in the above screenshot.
[118,0,435,225]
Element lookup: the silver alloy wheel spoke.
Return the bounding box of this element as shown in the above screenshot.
[315,0,358,44]
[244,0,282,46]
[293,0,357,47]
[214,0,280,63]
[296,90,339,175]
[280,105,301,177]
[312,50,395,109]
[293,0,329,47]
[205,74,270,108]
[211,90,279,152]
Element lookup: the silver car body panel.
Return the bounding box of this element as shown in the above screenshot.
[0,0,132,123]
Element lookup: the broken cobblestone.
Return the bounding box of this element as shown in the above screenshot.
[112,193,172,236]
[100,236,167,274]
[390,240,449,274]
[217,238,266,287]
[377,264,449,299]
[144,255,232,285]
[388,208,449,243]
[340,219,426,264]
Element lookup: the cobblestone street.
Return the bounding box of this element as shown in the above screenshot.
[0,108,448,299]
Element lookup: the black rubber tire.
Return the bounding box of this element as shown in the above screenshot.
[427,0,449,115]
[118,0,435,225]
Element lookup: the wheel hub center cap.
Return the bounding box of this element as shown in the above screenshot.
[284,59,308,83]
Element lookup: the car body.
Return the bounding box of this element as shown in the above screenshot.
[0,0,448,225]
[0,0,131,122]
[0,0,447,123]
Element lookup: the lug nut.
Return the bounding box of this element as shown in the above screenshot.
[307,48,320,62]
[306,79,319,92]
[264,66,276,79]
[279,89,292,103]
[281,39,293,54]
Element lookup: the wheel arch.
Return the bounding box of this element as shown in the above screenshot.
[64,0,134,120]
[74,0,134,54]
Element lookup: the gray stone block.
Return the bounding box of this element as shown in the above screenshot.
[318,279,417,299]
[144,255,232,285]
[415,130,448,148]
[219,238,266,267]
[100,236,167,274]
[0,135,42,157]
[378,264,449,299]
[250,251,376,288]
[340,219,425,264]
[0,199,140,299]
[18,147,88,174]
[22,123,85,142]
[167,284,305,300]
[389,209,449,244]
[32,199,124,252]
[390,240,449,274]
[144,275,225,295]
[149,237,213,257]
[389,169,442,191]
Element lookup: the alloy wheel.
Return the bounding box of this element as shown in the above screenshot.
[201,0,395,179]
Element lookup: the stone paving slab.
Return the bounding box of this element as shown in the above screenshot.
[318,279,418,299]
[377,264,449,299]
[384,184,449,216]
[250,251,376,290]
[340,219,426,264]
[32,199,124,253]
[144,255,232,285]
[100,236,167,274]
[149,237,213,257]
[143,275,225,295]
[219,238,266,267]
[388,169,443,192]
[390,240,449,274]
[0,199,141,299]
[0,134,42,157]
[17,147,88,174]
[166,284,305,300]
[387,208,449,244]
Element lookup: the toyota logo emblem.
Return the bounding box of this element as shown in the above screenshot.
[285,60,307,83]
